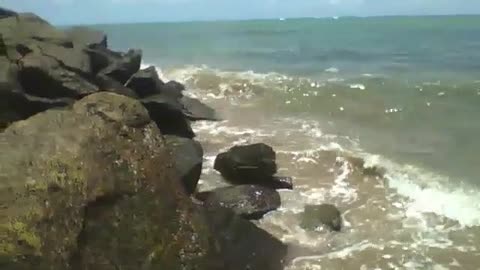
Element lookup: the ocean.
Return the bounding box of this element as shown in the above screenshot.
[94,16,480,269]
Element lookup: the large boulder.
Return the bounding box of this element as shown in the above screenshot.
[0,13,72,61]
[214,143,290,188]
[300,204,342,232]
[100,49,142,84]
[199,185,281,220]
[202,206,287,270]
[65,26,107,48]
[125,66,164,98]
[165,135,204,194]
[0,92,287,269]
[18,52,99,98]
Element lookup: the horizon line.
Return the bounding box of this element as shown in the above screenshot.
[59,13,480,27]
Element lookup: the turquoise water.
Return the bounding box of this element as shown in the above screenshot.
[94,16,480,269]
[96,16,480,185]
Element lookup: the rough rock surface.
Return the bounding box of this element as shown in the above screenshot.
[165,135,204,194]
[300,204,342,232]
[18,52,98,98]
[0,92,286,269]
[199,185,281,220]
[141,94,195,138]
[99,49,142,84]
[125,66,164,98]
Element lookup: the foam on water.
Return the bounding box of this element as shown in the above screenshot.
[145,63,480,268]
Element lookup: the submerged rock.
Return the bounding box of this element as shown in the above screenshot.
[199,185,281,220]
[165,135,204,194]
[300,204,342,232]
[65,26,107,48]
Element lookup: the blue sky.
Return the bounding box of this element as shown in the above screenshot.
[2,0,480,25]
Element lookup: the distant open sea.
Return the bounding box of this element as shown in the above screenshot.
[94,16,480,269]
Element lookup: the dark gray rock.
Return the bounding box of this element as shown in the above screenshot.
[141,94,194,138]
[100,48,142,84]
[125,66,164,98]
[65,26,107,48]
[214,143,280,187]
[202,206,288,270]
[165,135,203,194]
[24,41,93,74]
[18,52,99,98]
[85,45,123,74]
[199,185,281,220]
[0,7,17,19]
[0,13,72,61]
[300,204,342,232]
[160,80,185,98]
[94,74,138,98]
[270,176,294,190]
[181,96,218,121]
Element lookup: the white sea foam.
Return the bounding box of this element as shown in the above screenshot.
[147,62,480,246]
[362,154,480,227]
[325,67,339,73]
[349,83,366,90]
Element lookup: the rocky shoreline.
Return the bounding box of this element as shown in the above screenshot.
[0,7,342,269]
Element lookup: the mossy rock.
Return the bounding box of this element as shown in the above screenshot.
[0,93,221,269]
[0,92,287,269]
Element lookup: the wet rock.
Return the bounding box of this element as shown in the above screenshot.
[141,94,195,138]
[214,143,279,186]
[165,135,203,194]
[160,80,185,98]
[203,206,288,270]
[65,26,107,48]
[200,185,281,220]
[125,66,164,98]
[181,96,218,121]
[18,52,99,98]
[85,45,123,74]
[300,204,342,232]
[270,176,294,190]
[100,48,142,84]
[94,74,138,98]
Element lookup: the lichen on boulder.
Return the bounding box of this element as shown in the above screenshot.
[0,92,287,270]
[0,92,220,269]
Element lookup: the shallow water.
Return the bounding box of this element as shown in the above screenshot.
[96,16,480,269]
